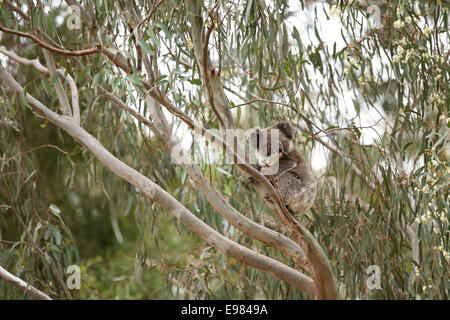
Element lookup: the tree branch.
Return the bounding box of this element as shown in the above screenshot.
[42,49,73,117]
[187,0,234,130]
[0,47,80,124]
[0,265,52,300]
[0,26,100,56]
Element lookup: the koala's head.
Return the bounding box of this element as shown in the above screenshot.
[248,121,295,167]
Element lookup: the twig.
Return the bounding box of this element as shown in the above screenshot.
[0,47,47,72]
[1,144,79,164]
[0,26,101,56]
[132,0,165,33]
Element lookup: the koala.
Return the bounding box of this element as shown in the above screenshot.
[247,121,316,216]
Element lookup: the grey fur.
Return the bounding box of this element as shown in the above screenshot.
[248,122,316,216]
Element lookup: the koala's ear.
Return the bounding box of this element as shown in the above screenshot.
[275,121,295,140]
